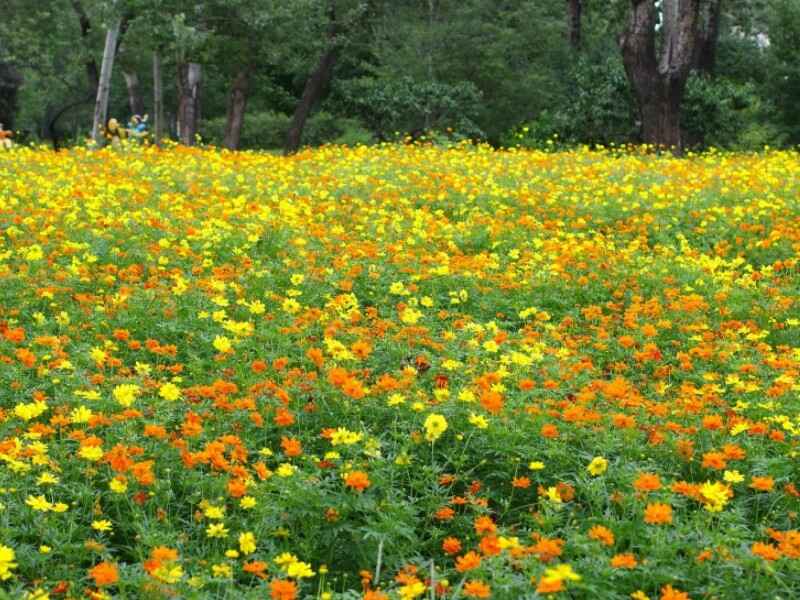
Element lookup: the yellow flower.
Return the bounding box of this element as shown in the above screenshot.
[26,495,53,512]
[700,481,731,512]
[78,446,104,461]
[203,505,225,520]
[36,472,59,486]
[723,470,744,483]
[240,496,257,509]
[330,427,363,445]
[211,563,232,578]
[276,463,296,477]
[213,336,232,353]
[543,486,562,503]
[112,384,140,407]
[206,523,229,538]
[399,581,426,599]
[70,405,93,424]
[587,456,608,476]
[0,544,18,581]
[400,307,422,325]
[91,519,113,532]
[287,560,315,578]
[238,531,256,555]
[282,298,301,313]
[528,461,545,471]
[153,564,183,583]
[424,413,448,442]
[542,563,581,583]
[274,552,299,566]
[158,382,181,401]
[468,413,489,429]
[109,478,128,493]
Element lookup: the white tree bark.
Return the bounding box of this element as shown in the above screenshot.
[153,51,164,145]
[92,20,122,146]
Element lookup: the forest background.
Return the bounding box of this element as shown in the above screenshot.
[1,0,799,154]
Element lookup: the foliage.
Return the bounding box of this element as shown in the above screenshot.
[201,110,369,149]
[337,76,483,140]
[682,75,786,150]
[501,56,636,149]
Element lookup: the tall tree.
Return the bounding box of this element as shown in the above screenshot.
[177,61,201,145]
[122,70,145,115]
[567,0,582,50]
[285,2,339,155]
[92,19,122,145]
[153,50,164,144]
[619,0,706,150]
[693,0,722,75]
[223,67,251,149]
[0,62,23,130]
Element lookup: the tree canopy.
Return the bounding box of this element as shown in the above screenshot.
[0,0,797,151]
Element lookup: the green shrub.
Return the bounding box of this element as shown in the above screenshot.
[682,75,786,150]
[337,76,484,141]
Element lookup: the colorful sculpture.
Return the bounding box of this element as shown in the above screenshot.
[0,123,13,150]
[106,118,125,147]
[127,114,149,139]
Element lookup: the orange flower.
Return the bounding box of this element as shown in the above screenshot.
[89,562,119,586]
[442,537,462,555]
[660,584,690,600]
[588,525,615,546]
[479,534,501,556]
[435,507,455,521]
[463,580,491,598]
[270,578,298,600]
[749,476,774,492]
[243,561,268,578]
[610,553,638,569]
[540,423,559,439]
[474,516,496,536]
[479,390,504,414]
[363,591,389,600]
[455,551,482,572]
[344,471,371,492]
[280,436,303,457]
[695,549,713,563]
[633,473,662,492]
[701,451,727,470]
[751,542,781,561]
[536,577,564,594]
[644,503,673,525]
[530,537,564,562]
[512,476,531,488]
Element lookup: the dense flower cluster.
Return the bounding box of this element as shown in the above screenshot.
[0,143,799,598]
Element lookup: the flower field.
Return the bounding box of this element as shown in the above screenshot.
[1,144,799,599]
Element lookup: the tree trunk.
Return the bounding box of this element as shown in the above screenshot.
[223,68,250,150]
[693,0,722,75]
[285,3,338,155]
[619,0,700,152]
[639,81,683,149]
[92,20,122,146]
[69,0,100,96]
[566,0,582,50]
[177,62,202,146]
[0,63,23,131]
[284,47,337,155]
[153,52,164,145]
[123,71,145,116]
